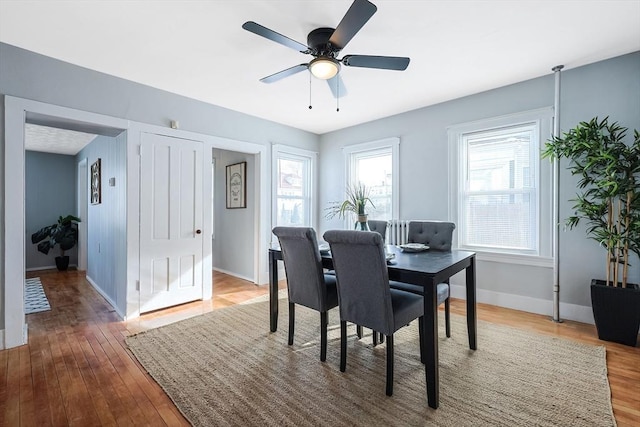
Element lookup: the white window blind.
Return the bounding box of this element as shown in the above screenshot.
[462,125,537,252]
[449,108,553,265]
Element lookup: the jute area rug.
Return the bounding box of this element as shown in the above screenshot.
[126,299,615,427]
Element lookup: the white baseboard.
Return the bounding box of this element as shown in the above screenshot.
[449,284,595,325]
[85,275,125,319]
[213,267,256,284]
[26,264,78,272]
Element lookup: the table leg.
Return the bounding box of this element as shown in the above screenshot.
[423,278,439,409]
[269,250,279,332]
[466,256,477,350]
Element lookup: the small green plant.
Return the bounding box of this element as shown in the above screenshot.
[31,214,81,257]
[542,117,640,287]
[325,183,375,230]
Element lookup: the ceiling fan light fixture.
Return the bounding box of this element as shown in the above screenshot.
[309,57,340,80]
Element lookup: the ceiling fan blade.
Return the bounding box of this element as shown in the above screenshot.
[260,64,309,84]
[326,75,348,99]
[342,55,410,71]
[242,21,309,53]
[328,0,377,51]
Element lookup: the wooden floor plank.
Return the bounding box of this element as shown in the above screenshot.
[38,332,68,426]
[0,344,9,426]
[3,269,636,427]
[65,324,118,426]
[4,348,21,427]
[26,329,53,427]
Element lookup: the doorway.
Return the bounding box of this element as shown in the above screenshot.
[4,97,129,348]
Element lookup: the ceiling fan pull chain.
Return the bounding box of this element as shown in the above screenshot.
[336,78,340,112]
[308,72,313,110]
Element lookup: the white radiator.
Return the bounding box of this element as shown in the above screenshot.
[387,220,410,245]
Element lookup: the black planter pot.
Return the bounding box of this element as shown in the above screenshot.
[55,255,70,271]
[591,279,640,347]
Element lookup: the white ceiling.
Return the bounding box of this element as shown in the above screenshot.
[24,124,96,155]
[1,1,639,135]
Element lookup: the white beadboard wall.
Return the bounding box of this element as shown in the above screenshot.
[76,132,127,316]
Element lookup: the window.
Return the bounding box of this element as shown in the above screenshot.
[344,138,399,221]
[449,108,553,266]
[272,145,316,227]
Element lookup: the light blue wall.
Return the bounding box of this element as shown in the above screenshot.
[76,134,127,313]
[25,151,78,270]
[319,52,640,314]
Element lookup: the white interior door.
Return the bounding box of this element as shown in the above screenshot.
[139,132,204,313]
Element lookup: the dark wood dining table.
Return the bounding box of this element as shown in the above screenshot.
[268,244,477,409]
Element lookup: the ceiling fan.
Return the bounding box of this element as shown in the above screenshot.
[242,0,410,99]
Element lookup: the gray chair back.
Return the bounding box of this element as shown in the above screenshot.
[323,230,394,336]
[407,221,455,251]
[367,220,388,243]
[272,227,330,312]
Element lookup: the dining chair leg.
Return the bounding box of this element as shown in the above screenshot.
[379,332,384,344]
[386,334,394,396]
[320,311,328,362]
[340,320,347,372]
[445,298,451,338]
[288,302,295,345]
[418,316,425,364]
[373,330,378,346]
[357,325,363,339]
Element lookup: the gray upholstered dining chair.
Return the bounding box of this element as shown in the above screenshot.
[367,220,388,243]
[272,226,339,362]
[323,229,424,396]
[390,220,455,337]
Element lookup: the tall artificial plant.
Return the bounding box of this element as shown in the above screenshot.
[542,117,640,287]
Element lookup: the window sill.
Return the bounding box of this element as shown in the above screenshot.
[468,250,554,268]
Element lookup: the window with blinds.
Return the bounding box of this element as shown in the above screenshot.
[460,124,538,253]
[447,107,557,267]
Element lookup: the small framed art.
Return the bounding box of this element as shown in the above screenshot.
[91,158,102,205]
[226,161,246,209]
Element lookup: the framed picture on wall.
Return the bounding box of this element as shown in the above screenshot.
[91,158,101,205]
[226,161,246,209]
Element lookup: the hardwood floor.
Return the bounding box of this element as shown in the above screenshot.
[2,269,638,426]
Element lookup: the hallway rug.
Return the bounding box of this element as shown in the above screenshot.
[126,299,615,427]
[25,277,51,314]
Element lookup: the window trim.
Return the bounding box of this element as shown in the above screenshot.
[448,107,553,266]
[271,144,317,229]
[342,137,400,225]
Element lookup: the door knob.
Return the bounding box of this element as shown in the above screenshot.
[196,229,202,234]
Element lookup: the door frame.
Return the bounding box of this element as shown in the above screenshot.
[4,96,271,348]
[77,157,88,271]
[126,123,269,318]
[3,96,129,348]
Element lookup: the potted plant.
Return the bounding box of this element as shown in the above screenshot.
[542,117,640,346]
[325,182,375,230]
[31,214,81,271]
